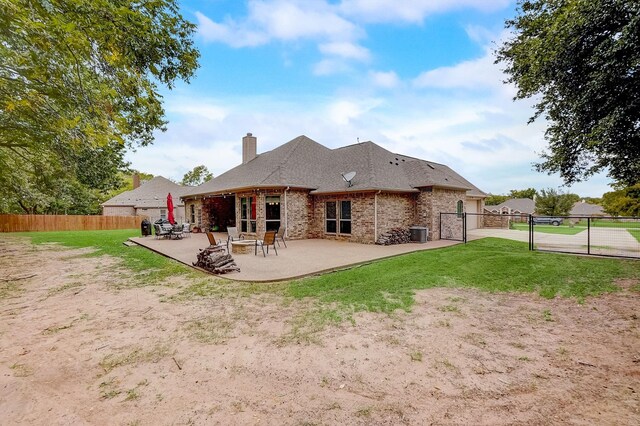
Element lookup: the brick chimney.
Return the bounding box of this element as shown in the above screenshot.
[132,173,140,189]
[242,133,257,164]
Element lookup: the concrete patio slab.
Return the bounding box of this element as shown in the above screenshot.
[129,233,459,282]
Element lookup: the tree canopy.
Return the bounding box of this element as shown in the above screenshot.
[0,0,199,213]
[601,184,640,216]
[496,0,640,186]
[535,188,575,216]
[181,165,213,186]
[509,188,537,200]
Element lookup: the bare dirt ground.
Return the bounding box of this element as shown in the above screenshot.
[0,237,639,425]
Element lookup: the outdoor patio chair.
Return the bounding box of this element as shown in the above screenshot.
[206,231,226,252]
[226,226,243,250]
[255,230,278,257]
[181,223,191,238]
[275,226,287,248]
[170,224,184,239]
[154,224,171,239]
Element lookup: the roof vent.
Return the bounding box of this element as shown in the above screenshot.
[341,171,356,187]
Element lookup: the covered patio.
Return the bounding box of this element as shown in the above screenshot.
[130,233,459,282]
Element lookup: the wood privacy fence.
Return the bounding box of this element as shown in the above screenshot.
[0,215,147,232]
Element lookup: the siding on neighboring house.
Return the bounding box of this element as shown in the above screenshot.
[102,206,135,216]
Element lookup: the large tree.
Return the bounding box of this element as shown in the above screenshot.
[0,0,199,213]
[181,165,213,186]
[535,188,575,216]
[496,0,640,186]
[601,184,640,216]
[509,188,538,200]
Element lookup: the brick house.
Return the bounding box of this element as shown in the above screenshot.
[102,176,191,223]
[181,134,486,243]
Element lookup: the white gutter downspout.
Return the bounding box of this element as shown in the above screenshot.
[284,186,289,237]
[374,190,381,243]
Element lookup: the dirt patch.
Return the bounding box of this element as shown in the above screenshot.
[0,237,638,424]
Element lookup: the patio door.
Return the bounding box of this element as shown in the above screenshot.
[265,196,281,231]
[240,196,257,233]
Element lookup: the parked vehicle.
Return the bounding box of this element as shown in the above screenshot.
[531,216,564,226]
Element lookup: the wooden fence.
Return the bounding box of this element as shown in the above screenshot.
[0,214,147,232]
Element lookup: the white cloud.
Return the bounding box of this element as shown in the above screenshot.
[328,98,382,125]
[339,0,511,23]
[313,58,353,76]
[413,54,505,91]
[369,70,400,88]
[319,42,370,61]
[195,12,267,48]
[196,1,360,46]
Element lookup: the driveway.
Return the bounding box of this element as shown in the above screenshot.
[468,227,639,257]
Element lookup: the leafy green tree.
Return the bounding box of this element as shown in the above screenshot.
[0,0,199,213]
[508,188,537,200]
[509,188,538,200]
[601,184,640,216]
[181,165,213,186]
[535,188,574,216]
[485,194,509,206]
[581,197,603,205]
[496,0,640,186]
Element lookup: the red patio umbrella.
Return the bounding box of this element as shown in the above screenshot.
[167,193,176,225]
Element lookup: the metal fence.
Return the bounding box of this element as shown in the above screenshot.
[439,212,466,242]
[440,212,640,259]
[530,216,640,259]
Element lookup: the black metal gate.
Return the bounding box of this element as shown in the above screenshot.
[440,212,639,259]
[439,212,466,242]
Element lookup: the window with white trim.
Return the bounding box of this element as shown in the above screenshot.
[325,200,351,235]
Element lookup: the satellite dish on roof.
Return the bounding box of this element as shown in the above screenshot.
[341,171,356,187]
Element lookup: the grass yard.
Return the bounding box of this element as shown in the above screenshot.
[289,238,640,312]
[3,231,640,424]
[629,229,640,243]
[18,229,197,285]
[511,222,584,235]
[18,231,639,311]
[575,219,640,229]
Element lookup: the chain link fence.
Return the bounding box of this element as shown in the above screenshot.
[440,212,640,259]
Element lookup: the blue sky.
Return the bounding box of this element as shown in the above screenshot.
[125,0,611,197]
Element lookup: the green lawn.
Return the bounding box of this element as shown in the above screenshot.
[17,231,640,315]
[575,219,640,229]
[19,229,197,285]
[288,238,640,313]
[511,223,585,235]
[629,229,640,243]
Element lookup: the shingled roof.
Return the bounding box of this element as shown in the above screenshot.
[102,176,191,208]
[485,198,535,214]
[183,135,485,198]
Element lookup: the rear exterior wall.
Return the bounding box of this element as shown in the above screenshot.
[415,188,467,240]
[375,193,417,240]
[311,193,376,244]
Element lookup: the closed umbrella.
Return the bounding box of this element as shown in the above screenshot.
[167,193,176,225]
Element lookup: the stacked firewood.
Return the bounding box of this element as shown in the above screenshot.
[376,228,411,245]
[193,248,240,274]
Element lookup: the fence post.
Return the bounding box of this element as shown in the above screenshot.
[463,213,467,243]
[587,217,591,255]
[529,214,533,251]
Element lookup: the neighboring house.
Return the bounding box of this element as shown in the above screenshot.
[102,176,192,223]
[484,198,535,215]
[181,134,486,243]
[570,201,605,217]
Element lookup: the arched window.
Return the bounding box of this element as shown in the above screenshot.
[456,200,464,217]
